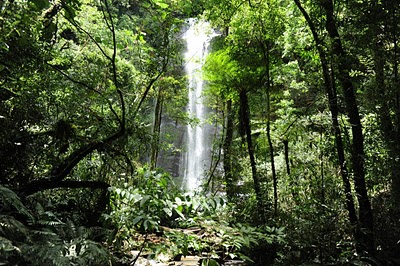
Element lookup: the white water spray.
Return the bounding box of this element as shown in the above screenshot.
[181,19,217,191]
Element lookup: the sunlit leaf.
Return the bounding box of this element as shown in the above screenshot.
[132,215,143,225]
[163,207,172,217]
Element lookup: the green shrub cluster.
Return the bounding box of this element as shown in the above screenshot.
[106,167,286,264]
[0,186,112,265]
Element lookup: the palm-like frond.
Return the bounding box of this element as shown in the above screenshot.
[0,186,113,265]
[0,186,33,221]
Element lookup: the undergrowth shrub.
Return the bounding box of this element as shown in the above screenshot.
[106,167,286,264]
[0,185,112,265]
[276,199,355,265]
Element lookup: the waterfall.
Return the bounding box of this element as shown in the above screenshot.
[181,19,217,192]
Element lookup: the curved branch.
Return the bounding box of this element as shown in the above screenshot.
[45,61,102,94]
[62,3,124,126]
[134,68,166,118]
[44,59,122,125]
[63,15,112,62]
[18,0,127,198]
[99,1,112,31]
[293,0,358,227]
[102,0,125,130]
[50,127,125,183]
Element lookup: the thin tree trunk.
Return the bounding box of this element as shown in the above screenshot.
[264,43,277,216]
[372,27,400,208]
[150,89,163,170]
[267,109,277,216]
[221,25,235,200]
[319,130,325,204]
[392,1,400,139]
[321,0,374,253]
[239,89,263,216]
[293,0,357,227]
[223,99,235,200]
[284,138,298,200]
[283,139,290,176]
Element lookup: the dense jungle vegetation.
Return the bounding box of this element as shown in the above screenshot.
[1,0,400,265]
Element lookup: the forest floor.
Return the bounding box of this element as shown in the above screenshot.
[132,255,246,266]
[114,227,247,266]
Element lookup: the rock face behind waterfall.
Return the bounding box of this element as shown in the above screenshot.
[157,118,185,180]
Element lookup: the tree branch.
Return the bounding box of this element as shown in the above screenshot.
[49,126,125,183]
[22,5,127,192]
[44,61,102,94]
[102,0,125,130]
[63,15,112,62]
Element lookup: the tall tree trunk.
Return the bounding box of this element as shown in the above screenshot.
[391,0,400,139]
[283,139,290,176]
[150,89,163,170]
[239,89,263,216]
[264,41,278,216]
[319,130,325,204]
[267,106,277,216]
[390,2,400,206]
[293,0,357,227]
[223,99,235,200]
[321,0,374,253]
[372,23,400,208]
[221,24,235,200]
[328,61,358,225]
[267,105,277,216]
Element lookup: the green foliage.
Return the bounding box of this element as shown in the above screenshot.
[107,168,184,233]
[201,258,220,266]
[0,186,34,221]
[107,167,225,233]
[30,0,50,10]
[2,0,400,264]
[164,220,285,263]
[362,113,390,191]
[106,167,285,262]
[0,185,111,265]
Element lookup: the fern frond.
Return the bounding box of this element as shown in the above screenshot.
[21,240,69,266]
[0,235,20,253]
[79,239,111,264]
[84,226,111,240]
[30,229,59,237]
[0,215,29,241]
[36,219,65,227]
[0,186,33,221]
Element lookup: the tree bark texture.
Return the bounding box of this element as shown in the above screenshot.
[293,0,358,227]
[321,0,374,252]
[223,99,235,200]
[239,89,263,214]
[150,88,164,170]
[372,30,400,208]
[283,139,290,176]
[264,43,278,216]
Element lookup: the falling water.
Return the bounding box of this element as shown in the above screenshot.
[181,19,217,192]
